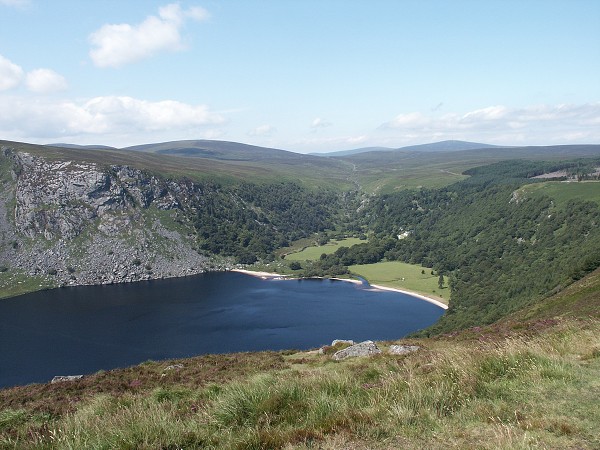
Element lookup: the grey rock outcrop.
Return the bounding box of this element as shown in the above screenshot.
[51,375,83,383]
[12,151,181,240]
[331,339,354,346]
[332,340,381,360]
[388,345,420,355]
[0,146,231,288]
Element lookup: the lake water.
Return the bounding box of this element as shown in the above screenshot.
[0,272,444,388]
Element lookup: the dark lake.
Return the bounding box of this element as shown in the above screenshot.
[0,272,444,388]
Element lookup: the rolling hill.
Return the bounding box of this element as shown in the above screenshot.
[125,139,325,163]
[315,140,498,157]
[339,144,600,193]
[4,140,353,190]
[44,139,600,194]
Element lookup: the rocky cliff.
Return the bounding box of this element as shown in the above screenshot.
[0,146,230,290]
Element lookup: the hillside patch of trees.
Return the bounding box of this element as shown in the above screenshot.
[312,159,600,333]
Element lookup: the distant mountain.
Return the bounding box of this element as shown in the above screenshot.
[396,140,500,152]
[319,140,499,157]
[124,140,321,163]
[47,143,117,151]
[21,139,350,189]
[310,147,394,157]
[340,144,600,171]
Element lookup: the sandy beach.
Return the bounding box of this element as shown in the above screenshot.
[231,269,448,310]
[230,269,288,279]
[368,284,448,309]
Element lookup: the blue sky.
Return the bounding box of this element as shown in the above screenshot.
[1,0,599,152]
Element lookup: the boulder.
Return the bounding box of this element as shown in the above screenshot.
[318,339,355,354]
[332,340,381,360]
[331,339,354,346]
[51,375,83,383]
[389,345,420,355]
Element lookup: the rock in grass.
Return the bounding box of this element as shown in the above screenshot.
[318,339,355,354]
[331,339,354,346]
[389,345,420,355]
[332,340,381,360]
[51,375,83,383]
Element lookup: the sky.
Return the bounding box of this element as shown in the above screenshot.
[0,0,599,153]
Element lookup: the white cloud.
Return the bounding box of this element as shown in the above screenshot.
[0,95,224,140]
[310,117,332,128]
[26,69,68,93]
[89,3,209,68]
[382,112,429,129]
[380,103,600,144]
[248,124,276,136]
[0,54,24,90]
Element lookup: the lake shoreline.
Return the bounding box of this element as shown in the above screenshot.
[231,269,447,310]
[368,284,448,310]
[1,269,444,388]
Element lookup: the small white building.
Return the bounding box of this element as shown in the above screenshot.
[397,231,411,240]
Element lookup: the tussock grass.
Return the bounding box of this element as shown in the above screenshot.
[1,318,598,449]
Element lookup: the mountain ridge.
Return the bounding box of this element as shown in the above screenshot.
[315,139,499,157]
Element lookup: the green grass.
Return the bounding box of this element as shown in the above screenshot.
[519,180,600,208]
[349,261,448,304]
[284,238,365,261]
[357,165,470,194]
[0,270,57,300]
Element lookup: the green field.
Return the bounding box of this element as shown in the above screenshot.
[349,261,448,304]
[520,180,600,208]
[0,270,56,300]
[284,237,365,261]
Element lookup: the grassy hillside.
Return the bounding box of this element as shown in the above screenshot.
[1,269,598,449]
[518,180,600,208]
[341,145,600,193]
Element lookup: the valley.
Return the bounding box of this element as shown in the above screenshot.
[2,2,598,447]
[1,138,600,448]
